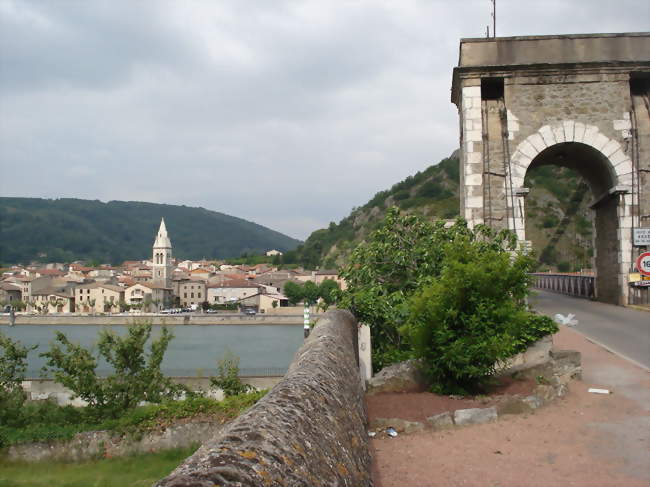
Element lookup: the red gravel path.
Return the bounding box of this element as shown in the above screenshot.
[369,327,650,486]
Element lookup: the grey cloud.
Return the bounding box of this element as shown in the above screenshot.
[1,0,648,239]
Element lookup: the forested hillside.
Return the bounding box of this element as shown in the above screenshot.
[0,198,301,265]
[283,153,593,271]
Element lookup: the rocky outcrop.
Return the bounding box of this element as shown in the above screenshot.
[156,309,371,487]
[366,359,427,394]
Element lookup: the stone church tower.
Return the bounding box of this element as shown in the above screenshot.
[152,218,173,289]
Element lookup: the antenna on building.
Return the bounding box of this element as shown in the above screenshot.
[490,0,496,38]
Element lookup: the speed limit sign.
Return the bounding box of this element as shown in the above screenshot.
[636,252,650,276]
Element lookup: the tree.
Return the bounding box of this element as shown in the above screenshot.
[0,332,36,426]
[301,281,320,306]
[339,207,556,376]
[283,281,303,305]
[209,349,252,398]
[40,323,181,418]
[318,279,340,311]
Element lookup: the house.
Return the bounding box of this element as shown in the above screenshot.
[31,288,75,313]
[314,269,347,290]
[124,283,171,312]
[265,249,283,257]
[0,282,22,305]
[74,283,125,313]
[207,280,263,305]
[240,291,289,313]
[177,280,207,308]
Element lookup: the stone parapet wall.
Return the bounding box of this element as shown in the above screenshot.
[156,309,372,486]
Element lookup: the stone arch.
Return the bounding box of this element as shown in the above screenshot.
[509,121,632,191]
[508,121,636,305]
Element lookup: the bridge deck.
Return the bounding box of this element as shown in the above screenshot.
[530,290,650,370]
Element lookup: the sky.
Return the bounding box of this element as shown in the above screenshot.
[1,1,648,240]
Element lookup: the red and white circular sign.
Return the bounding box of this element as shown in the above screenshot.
[636,252,650,277]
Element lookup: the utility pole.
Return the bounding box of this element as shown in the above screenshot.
[491,0,496,38]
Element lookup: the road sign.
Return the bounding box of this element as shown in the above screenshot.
[636,252,650,277]
[633,228,650,246]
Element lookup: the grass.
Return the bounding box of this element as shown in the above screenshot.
[0,445,198,487]
[1,390,267,447]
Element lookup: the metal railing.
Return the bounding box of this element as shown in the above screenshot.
[531,272,595,299]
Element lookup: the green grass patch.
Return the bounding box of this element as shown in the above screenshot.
[1,390,266,447]
[0,444,198,487]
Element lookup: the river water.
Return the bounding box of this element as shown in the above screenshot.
[0,323,304,378]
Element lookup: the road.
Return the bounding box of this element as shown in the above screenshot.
[529,290,650,370]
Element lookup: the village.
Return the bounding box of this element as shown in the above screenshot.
[0,219,343,315]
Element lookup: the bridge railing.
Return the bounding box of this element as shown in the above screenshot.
[530,272,595,299]
[155,309,372,486]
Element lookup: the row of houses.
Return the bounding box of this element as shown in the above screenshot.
[1,219,343,314]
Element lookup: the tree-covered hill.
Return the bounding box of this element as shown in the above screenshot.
[283,152,592,271]
[0,198,301,265]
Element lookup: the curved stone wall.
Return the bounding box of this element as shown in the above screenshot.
[156,309,371,486]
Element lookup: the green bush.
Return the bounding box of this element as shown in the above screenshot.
[405,240,558,394]
[210,350,252,398]
[0,332,36,428]
[40,323,183,419]
[340,207,558,388]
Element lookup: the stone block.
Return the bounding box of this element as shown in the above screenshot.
[563,120,575,141]
[592,133,610,151]
[463,86,481,97]
[370,418,425,434]
[518,140,538,159]
[523,395,543,409]
[538,125,556,146]
[466,129,482,142]
[552,125,565,144]
[528,133,546,152]
[366,359,427,394]
[466,151,482,164]
[426,411,454,430]
[601,139,621,158]
[466,141,475,153]
[465,174,482,186]
[573,122,586,143]
[496,396,533,416]
[610,148,629,166]
[454,407,497,426]
[582,125,599,146]
[613,119,632,131]
[511,150,532,168]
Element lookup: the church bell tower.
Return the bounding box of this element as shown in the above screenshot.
[152,218,172,288]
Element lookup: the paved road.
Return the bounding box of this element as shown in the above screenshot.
[529,290,650,370]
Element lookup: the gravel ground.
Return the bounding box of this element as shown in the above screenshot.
[369,326,650,486]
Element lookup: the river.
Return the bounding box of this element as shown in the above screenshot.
[0,323,304,378]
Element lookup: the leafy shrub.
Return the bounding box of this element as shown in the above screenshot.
[0,332,36,428]
[405,239,558,394]
[210,350,252,398]
[40,323,183,419]
[340,207,558,387]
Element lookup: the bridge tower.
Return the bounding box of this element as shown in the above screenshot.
[451,33,650,305]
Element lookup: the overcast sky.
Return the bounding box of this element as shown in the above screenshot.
[1,1,648,240]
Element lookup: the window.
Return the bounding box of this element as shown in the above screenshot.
[481,77,504,100]
[184,293,187,298]
[198,293,201,299]
[191,293,194,299]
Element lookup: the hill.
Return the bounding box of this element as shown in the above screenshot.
[285,152,593,271]
[0,198,301,265]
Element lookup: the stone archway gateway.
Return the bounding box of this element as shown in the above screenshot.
[451,33,650,305]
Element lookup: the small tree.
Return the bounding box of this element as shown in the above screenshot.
[0,332,36,426]
[41,323,181,418]
[210,349,252,398]
[318,279,340,311]
[283,281,303,305]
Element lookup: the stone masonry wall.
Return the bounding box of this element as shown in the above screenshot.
[156,309,372,486]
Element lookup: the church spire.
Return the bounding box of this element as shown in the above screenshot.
[153,218,172,249]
